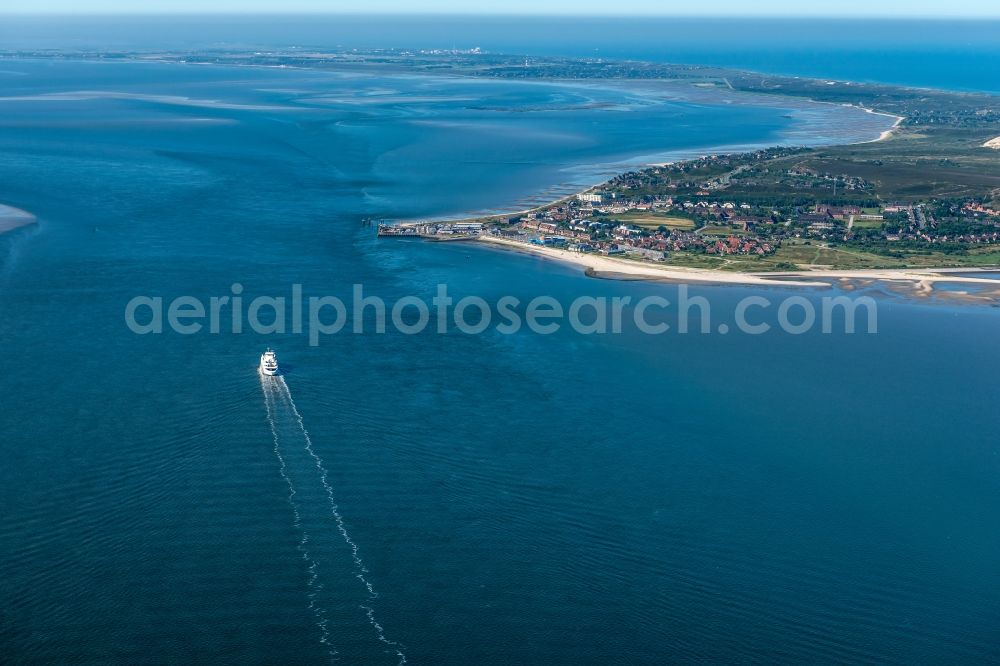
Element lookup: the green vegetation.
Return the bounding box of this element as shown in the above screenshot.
[605,212,695,230]
[851,218,885,229]
[659,242,1000,272]
[770,129,1000,204]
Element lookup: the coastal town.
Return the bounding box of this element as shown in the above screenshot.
[379,148,1000,273]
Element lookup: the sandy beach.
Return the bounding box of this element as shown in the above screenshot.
[477,235,1000,292]
[0,203,37,234]
[983,137,1000,149]
[858,107,905,143]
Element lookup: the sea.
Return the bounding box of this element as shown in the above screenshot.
[1,17,999,665]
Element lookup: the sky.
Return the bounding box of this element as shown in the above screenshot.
[0,0,997,18]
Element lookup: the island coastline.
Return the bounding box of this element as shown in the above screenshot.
[476,234,1000,292]
[378,70,997,294]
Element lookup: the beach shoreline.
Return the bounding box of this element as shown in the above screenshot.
[0,203,36,235]
[856,107,905,143]
[475,235,1000,292]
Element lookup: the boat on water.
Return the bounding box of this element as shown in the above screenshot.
[259,348,279,376]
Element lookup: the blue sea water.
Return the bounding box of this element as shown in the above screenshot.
[1,45,1000,665]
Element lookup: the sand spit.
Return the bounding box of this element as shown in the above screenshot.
[0,204,36,234]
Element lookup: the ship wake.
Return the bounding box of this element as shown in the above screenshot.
[260,373,406,665]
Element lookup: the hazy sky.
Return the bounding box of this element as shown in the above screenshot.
[1,0,996,17]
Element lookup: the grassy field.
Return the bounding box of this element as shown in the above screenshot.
[660,240,1000,272]
[699,225,747,236]
[774,242,897,268]
[606,211,695,230]
[660,253,727,269]
[766,128,1000,203]
[851,218,885,229]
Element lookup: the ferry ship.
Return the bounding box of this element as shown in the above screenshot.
[259,348,279,376]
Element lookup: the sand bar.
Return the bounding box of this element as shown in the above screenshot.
[0,203,36,234]
[983,137,1000,149]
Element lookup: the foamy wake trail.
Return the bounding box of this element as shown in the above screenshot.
[261,376,338,664]
[275,376,408,666]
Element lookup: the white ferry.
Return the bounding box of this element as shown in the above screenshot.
[259,348,279,376]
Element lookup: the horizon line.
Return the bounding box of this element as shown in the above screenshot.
[0,11,998,19]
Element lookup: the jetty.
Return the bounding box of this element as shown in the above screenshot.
[377,221,484,239]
